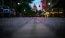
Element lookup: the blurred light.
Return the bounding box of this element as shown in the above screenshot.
[42,3,45,7]
[18,3,21,5]
[24,9,26,12]
[48,3,51,5]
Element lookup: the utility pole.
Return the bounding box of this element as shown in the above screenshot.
[48,0,51,13]
[48,3,50,13]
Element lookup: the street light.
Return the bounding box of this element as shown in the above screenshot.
[48,3,51,5]
[48,3,51,13]
[18,2,21,5]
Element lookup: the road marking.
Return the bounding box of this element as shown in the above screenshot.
[12,19,34,38]
[35,19,55,38]
[12,18,58,38]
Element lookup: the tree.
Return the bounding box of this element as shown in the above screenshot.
[18,0,34,16]
[18,3,32,16]
[1,0,34,16]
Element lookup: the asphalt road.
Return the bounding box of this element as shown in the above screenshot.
[0,17,65,38]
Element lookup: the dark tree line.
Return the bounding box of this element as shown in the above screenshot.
[0,0,34,9]
[0,0,34,17]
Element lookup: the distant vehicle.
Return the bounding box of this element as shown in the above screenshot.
[1,6,11,17]
[2,6,10,13]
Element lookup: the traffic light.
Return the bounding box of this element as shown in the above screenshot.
[39,5,40,7]
[42,3,45,7]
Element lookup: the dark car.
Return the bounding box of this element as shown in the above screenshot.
[2,6,11,17]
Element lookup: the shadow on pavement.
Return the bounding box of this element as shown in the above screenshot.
[0,25,14,38]
[55,25,65,38]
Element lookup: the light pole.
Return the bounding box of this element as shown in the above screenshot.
[48,2,51,13]
[17,2,21,17]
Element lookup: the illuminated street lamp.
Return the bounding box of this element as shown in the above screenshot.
[18,2,21,5]
[48,2,51,13]
[48,3,51,5]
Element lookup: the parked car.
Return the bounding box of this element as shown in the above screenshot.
[2,6,11,17]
